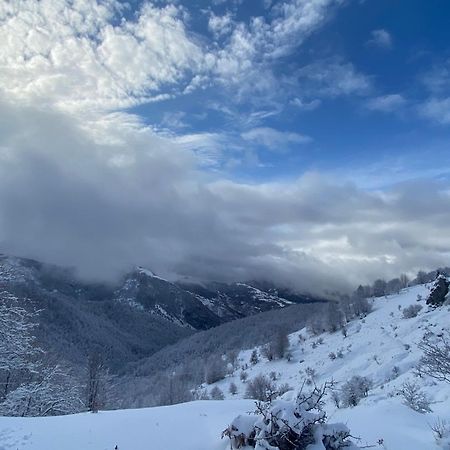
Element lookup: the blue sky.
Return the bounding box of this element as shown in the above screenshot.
[1,0,450,290]
[128,0,450,185]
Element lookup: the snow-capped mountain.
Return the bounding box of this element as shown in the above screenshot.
[0,254,324,369]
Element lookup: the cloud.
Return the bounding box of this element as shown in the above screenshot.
[1,0,449,296]
[241,127,312,151]
[210,0,342,100]
[0,1,205,112]
[290,98,322,111]
[208,12,234,38]
[296,59,372,98]
[418,60,450,125]
[419,97,450,125]
[368,29,392,49]
[1,99,450,294]
[365,94,406,112]
[421,60,450,94]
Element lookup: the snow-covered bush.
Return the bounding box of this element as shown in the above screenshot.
[431,418,450,449]
[402,304,423,319]
[210,386,224,400]
[418,332,450,383]
[205,356,227,384]
[262,329,290,361]
[245,374,277,402]
[398,381,431,413]
[340,376,372,407]
[240,371,248,382]
[229,382,238,395]
[250,349,259,365]
[223,384,359,449]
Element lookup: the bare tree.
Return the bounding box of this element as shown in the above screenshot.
[418,332,450,383]
[86,352,107,413]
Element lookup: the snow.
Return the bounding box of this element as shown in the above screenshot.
[0,400,254,450]
[202,283,450,449]
[1,282,449,449]
[136,266,168,282]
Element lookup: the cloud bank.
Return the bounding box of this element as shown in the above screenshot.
[0,0,449,294]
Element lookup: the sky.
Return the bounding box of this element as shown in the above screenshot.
[1,0,450,293]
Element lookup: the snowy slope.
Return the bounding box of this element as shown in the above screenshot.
[202,283,450,449]
[1,283,449,450]
[0,400,253,450]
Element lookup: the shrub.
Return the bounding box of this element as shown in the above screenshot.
[229,382,238,395]
[402,304,423,319]
[418,332,450,383]
[210,386,224,400]
[250,349,259,365]
[223,383,359,449]
[245,374,276,402]
[278,383,293,396]
[240,371,248,383]
[205,356,227,384]
[399,381,431,413]
[340,376,372,407]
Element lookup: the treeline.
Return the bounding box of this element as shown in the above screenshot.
[350,267,450,300]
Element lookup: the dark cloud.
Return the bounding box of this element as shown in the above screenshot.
[1,100,449,294]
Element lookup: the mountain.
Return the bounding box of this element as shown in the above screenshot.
[0,254,325,371]
[1,282,449,449]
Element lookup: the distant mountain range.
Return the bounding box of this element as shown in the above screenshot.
[0,254,325,371]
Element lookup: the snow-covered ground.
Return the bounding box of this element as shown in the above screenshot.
[1,283,449,449]
[204,283,450,449]
[0,400,254,450]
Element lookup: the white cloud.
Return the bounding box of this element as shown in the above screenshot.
[365,94,406,112]
[0,0,204,112]
[368,29,392,49]
[241,127,312,151]
[208,12,234,38]
[290,98,321,110]
[419,97,450,125]
[211,0,341,98]
[296,59,372,98]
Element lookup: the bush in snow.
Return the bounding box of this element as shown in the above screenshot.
[240,371,248,383]
[431,418,450,449]
[426,274,449,307]
[205,356,227,384]
[278,383,293,396]
[229,382,238,395]
[250,349,259,365]
[340,376,372,407]
[222,383,360,449]
[245,374,277,402]
[193,388,210,400]
[402,304,423,319]
[262,329,290,361]
[398,381,431,413]
[418,332,450,383]
[210,386,225,400]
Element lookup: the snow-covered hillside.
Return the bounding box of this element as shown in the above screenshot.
[1,283,449,449]
[0,400,254,450]
[202,283,450,449]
